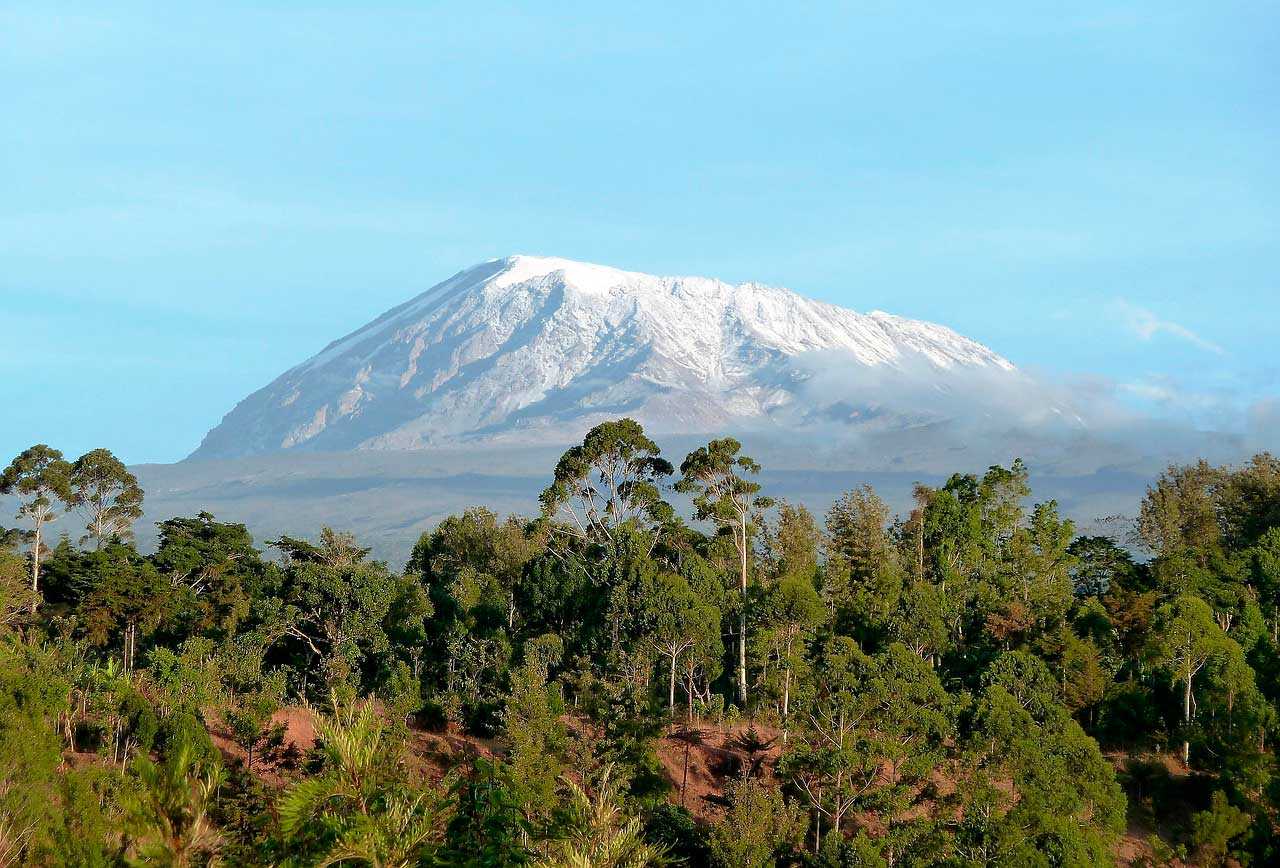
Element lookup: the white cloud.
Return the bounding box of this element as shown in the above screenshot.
[1248,398,1280,449]
[762,348,1262,476]
[1114,299,1226,355]
[1118,380,1179,403]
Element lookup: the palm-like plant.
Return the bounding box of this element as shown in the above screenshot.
[731,726,776,778]
[276,695,448,868]
[0,807,36,868]
[534,766,665,868]
[125,738,224,867]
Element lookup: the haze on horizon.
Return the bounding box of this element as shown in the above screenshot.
[2,2,1277,464]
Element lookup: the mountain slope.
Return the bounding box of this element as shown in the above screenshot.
[191,255,1024,459]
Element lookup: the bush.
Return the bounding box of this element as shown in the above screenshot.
[156,710,217,768]
[708,776,806,868]
[1189,791,1250,866]
[643,803,710,867]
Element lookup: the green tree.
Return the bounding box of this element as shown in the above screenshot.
[1248,525,1280,642]
[756,576,824,739]
[224,676,285,774]
[270,528,428,691]
[1069,535,1138,598]
[277,696,450,867]
[1189,790,1251,866]
[1218,452,1280,548]
[539,419,674,548]
[533,765,665,868]
[1147,595,1243,765]
[0,444,72,612]
[408,507,540,634]
[442,758,535,866]
[502,635,567,822]
[0,545,37,630]
[707,776,806,868]
[917,462,1032,653]
[0,654,66,866]
[966,662,1126,864]
[1058,630,1108,718]
[647,572,719,718]
[69,448,144,548]
[1139,460,1224,565]
[676,438,772,706]
[1005,500,1076,626]
[824,485,901,636]
[124,737,225,868]
[781,640,951,852]
[893,579,950,666]
[763,501,821,584]
[79,546,173,673]
[49,765,125,868]
[151,512,265,642]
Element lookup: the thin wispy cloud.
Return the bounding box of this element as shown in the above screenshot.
[1114,299,1226,355]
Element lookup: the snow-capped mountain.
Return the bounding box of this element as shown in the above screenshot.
[190,255,1032,459]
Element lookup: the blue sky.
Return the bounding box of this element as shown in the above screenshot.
[3,1,1277,463]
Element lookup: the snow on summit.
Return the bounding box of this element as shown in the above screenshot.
[190,256,1024,459]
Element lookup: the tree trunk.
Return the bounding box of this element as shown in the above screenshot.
[124,622,137,674]
[782,634,792,744]
[30,517,42,613]
[1183,671,1193,765]
[685,665,696,723]
[917,524,924,583]
[669,654,677,715]
[681,739,691,807]
[738,513,749,707]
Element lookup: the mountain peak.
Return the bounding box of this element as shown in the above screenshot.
[488,254,646,296]
[190,257,1021,460]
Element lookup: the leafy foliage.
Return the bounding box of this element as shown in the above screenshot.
[1,434,1279,866]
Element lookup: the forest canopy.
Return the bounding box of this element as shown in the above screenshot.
[1,424,1279,867]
